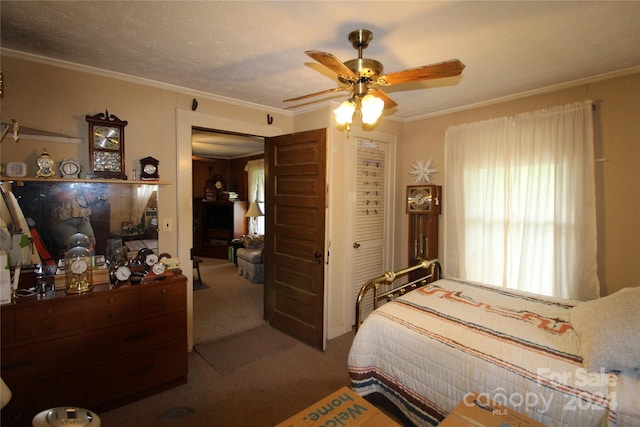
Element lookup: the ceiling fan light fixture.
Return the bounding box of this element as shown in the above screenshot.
[288,29,465,130]
[360,94,384,125]
[334,100,356,125]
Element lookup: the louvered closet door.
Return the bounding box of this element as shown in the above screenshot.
[351,137,394,325]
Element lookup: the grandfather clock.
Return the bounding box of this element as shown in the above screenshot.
[406,185,441,281]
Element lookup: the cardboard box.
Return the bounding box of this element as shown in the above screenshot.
[439,393,546,427]
[275,386,401,427]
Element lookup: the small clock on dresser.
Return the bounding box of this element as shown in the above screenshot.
[86,110,127,180]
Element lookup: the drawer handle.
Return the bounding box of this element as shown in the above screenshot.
[47,308,53,315]
[161,303,167,309]
[161,289,167,295]
[124,331,153,341]
[108,298,115,304]
[126,364,154,377]
[109,313,117,318]
[47,324,54,330]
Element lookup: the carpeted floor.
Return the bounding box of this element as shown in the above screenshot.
[99,258,357,427]
[195,324,299,374]
[193,259,266,343]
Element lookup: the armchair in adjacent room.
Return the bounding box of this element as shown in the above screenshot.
[236,235,264,283]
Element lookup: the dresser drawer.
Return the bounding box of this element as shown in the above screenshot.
[14,298,83,322]
[1,334,83,385]
[83,310,187,361]
[83,288,139,330]
[14,299,83,341]
[2,274,188,417]
[139,280,186,316]
[86,343,187,407]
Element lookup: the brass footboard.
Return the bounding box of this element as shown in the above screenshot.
[355,259,441,331]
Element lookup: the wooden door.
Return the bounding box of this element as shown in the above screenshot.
[350,137,393,324]
[264,129,326,350]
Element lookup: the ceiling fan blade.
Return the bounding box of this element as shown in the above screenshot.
[305,50,359,81]
[283,86,349,103]
[370,88,398,110]
[377,59,465,86]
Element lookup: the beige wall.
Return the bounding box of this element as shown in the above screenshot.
[1,52,295,348]
[2,51,637,347]
[1,53,293,255]
[398,73,640,296]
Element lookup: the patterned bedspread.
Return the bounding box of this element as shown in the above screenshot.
[348,278,639,426]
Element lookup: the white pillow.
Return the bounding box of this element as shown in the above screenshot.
[570,287,640,371]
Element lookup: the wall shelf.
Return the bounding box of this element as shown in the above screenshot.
[1,122,83,144]
[1,177,171,185]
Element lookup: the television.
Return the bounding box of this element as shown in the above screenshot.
[205,204,233,230]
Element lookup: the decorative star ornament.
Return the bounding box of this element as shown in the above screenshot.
[409,159,438,184]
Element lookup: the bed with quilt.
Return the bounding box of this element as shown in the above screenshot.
[348,273,640,426]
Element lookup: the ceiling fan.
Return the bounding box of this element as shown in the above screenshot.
[284,29,465,125]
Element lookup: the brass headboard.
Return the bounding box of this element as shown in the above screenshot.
[355,259,441,331]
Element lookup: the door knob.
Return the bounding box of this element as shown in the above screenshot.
[313,251,322,264]
[353,243,360,249]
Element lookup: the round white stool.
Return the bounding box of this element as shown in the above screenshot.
[32,407,100,426]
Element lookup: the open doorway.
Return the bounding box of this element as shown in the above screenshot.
[190,127,266,346]
[175,109,285,351]
[191,128,265,257]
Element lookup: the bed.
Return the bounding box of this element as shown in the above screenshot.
[348,260,640,426]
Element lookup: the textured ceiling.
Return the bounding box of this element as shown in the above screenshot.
[2,1,639,157]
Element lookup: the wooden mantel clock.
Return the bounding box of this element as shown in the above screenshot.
[86,110,127,180]
[140,156,159,181]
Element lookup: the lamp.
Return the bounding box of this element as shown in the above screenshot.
[333,94,384,129]
[334,100,356,126]
[360,94,384,125]
[245,200,264,235]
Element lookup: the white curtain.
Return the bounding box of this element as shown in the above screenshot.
[444,101,599,300]
[246,159,265,235]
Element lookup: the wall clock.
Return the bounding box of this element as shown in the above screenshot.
[140,156,159,181]
[86,110,127,180]
[406,185,441,214]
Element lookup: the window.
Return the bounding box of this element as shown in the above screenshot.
[246,159,265,235]
[444,101,599,300]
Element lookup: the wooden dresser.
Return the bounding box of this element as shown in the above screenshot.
[1,274,188,426]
